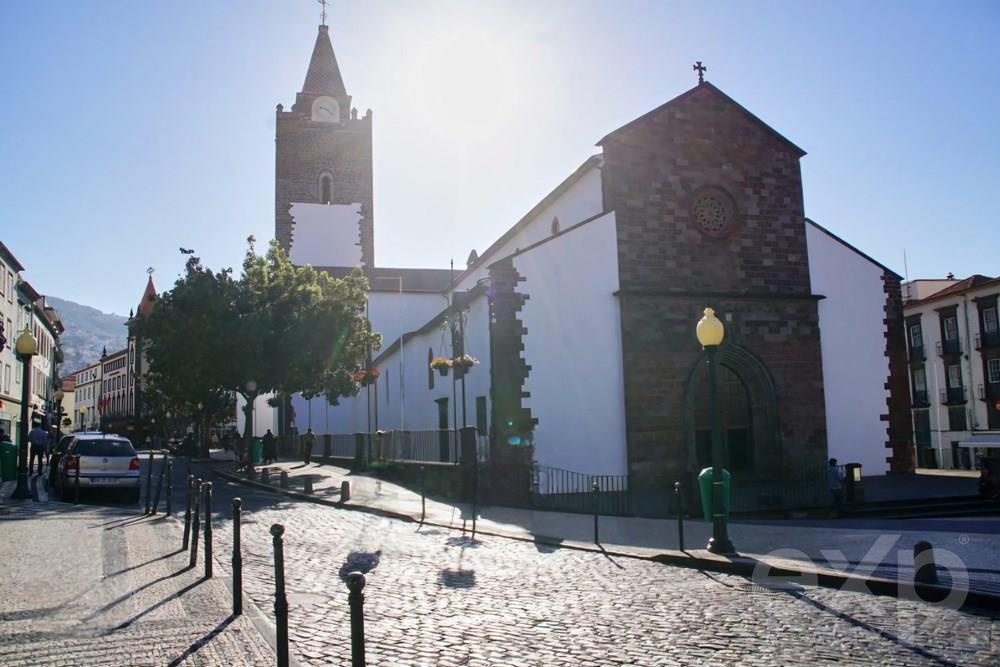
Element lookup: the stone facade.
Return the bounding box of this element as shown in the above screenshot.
[882,270,915,472]
[275,26,374,267]
[600,82,829,508]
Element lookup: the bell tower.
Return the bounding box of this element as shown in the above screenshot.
[275,24,374,268]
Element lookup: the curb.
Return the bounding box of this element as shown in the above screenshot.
[212,468,1000,612]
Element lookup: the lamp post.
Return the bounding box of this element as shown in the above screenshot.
[696,307,736,555]
[12,328,38,500]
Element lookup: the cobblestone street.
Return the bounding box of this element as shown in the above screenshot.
[205,474,1000,667]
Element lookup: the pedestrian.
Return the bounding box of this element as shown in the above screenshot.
[262,429,276,464]
[827,458,845,509]
[28,423,50,475]
[302,427,316,465]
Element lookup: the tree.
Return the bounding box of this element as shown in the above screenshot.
[140,237,379,446]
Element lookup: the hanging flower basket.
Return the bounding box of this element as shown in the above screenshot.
[430,356,451,376]
[451,353,479,369]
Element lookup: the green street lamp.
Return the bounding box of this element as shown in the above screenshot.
[696,307,736,555]
[11,328,38,500]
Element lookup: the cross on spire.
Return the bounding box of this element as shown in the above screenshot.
[318,0,329,27]
[693,61,707,84]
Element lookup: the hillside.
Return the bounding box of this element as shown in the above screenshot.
[47,296,128,374]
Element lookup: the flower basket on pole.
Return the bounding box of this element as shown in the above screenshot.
[430,356,451,377]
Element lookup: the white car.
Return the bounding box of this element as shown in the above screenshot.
[56,434,141,502]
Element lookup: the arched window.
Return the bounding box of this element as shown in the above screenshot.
[320,173,333,204]
[551,216,560,235]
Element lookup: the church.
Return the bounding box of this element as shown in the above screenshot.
[263,23,913,515]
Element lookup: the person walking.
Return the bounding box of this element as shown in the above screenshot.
[827,458,845,510]
[28,423,50,475]
[302,428,316,465]
[262,429,276,465]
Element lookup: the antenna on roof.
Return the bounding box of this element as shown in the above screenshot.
[903,249,909,282]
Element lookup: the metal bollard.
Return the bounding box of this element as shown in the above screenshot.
[203,482,213,579]
[165,459,174,516]
[280,470,289,489]
[182,475,194,550]
[189,478,202,568]
[144,451,154,514]
[271,524,290,667]
[592,482,600,544]
[151,454,166,515]
[420,465,426,523]
[914,540,938,584]
[674,481,685,552]
[304,476,314,494]
[232,498,243,615]
[261,468,270,484]
[341,480,351,502]
[74,462,81,504]
[347,572,367,667]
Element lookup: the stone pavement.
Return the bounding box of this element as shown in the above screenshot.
[198,465,1000,667]
[220,455,1000,595]
[0,470,275,666]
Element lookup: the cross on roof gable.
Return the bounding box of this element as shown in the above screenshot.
[597,81,806,157]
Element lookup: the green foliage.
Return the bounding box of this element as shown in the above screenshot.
[139,238,380,416]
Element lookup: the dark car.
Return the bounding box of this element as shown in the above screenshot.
[47,434,78,487]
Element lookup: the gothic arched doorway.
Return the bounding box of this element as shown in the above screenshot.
[682,345,779,474]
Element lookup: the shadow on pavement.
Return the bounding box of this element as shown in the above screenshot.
[166,614,237,667]
[110,577,206,632]
[105,548,187,577]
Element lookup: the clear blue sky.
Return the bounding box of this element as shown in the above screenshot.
[1,1,997,315]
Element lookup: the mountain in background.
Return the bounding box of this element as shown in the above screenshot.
[47,296,128,375]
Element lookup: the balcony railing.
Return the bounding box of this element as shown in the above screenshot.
[914,430,932,447]
[912,389,929,406]
[975,331,1000,350]
[940,386,966,404]
[909,344,926,362]
[979,384,986,401]
[936,339,962,356]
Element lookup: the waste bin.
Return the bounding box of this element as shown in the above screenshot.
[251,438,263,464]
[0,440,17,481]
[844,463,863,503]
[697,466,731,521]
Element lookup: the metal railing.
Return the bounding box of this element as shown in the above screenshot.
[936,339,961,356]
[728,466,829,510]
[531,464,631,516]
[940,386,965,404]
[380,430,460,464]
[329,434,357,459]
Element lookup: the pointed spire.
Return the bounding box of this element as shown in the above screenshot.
[302,25,347,97]
[137,275,157,318]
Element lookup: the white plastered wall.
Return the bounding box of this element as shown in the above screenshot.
[512,211,628,477]
[806,222,891,474]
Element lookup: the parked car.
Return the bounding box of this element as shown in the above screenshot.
[55,434,141,502]
[47,434,77,487]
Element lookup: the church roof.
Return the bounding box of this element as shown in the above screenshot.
[805,218,901,279]
[315,266,453,293]
[301,25,347,97]
[137,275,157,317]
[597,81,806,158]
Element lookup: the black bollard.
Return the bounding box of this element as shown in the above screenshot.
[347,572,367,667]
[271,524,289,667]
[182,474,194,550]
[420,465,426,523]
[232,498,243,615]
[144,451,154,514]
[341,480,351,502]
[165,459,174,516]
[261,467,270,485]
[304,476,314,494]
[189,478,202,568]
[74,461,81,504]
[674,481,685,552]
[280,470,289,489]
[151,454,166,515]
[592,481,600,544]
[203,482,213,579]
[914,540,938,584]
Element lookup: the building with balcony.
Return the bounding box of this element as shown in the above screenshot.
[903,274,1000,469]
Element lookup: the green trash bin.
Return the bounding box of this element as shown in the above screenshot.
[697,466,731,521]
[0,440,17,482]
[251,438,263,464]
